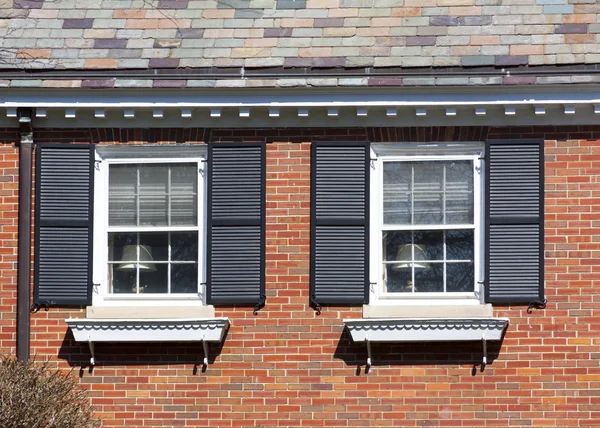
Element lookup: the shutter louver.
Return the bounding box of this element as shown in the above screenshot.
[311,143,369,305]
[485,140,544,304]
[34,145,94,306]
[207,143,265,305]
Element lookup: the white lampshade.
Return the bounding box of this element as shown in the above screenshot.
[392,244,428,270]
[117,245,157,272]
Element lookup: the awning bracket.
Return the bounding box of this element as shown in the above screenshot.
[366,335,372,369]
[482,333,487,367]
[88,335,96,366]
[202,334,209,366]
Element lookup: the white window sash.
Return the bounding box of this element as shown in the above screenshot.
[92,153,207,307]
[370,149,483,304]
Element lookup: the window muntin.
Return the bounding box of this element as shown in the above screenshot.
[380,159,477,296]
[106,162,201,296]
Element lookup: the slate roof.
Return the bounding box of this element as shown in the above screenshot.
[1,0,599,88]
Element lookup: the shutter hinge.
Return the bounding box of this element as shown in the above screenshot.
[309,293,322,316]
[527,298,547,314]
[253,294,266,315]
[30,301,51,313]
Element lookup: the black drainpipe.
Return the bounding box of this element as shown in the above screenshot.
[16,107,33,362]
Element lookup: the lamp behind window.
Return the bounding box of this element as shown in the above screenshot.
[117,245,157,272]
[392,244,428,270]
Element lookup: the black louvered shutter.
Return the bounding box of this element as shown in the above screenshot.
[34,144,94,306]
[207,143,265,305]
[310,142,369,305]
[485,140,544,304]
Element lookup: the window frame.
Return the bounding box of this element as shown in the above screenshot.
[92,151,207,308]
[369,147,484,306]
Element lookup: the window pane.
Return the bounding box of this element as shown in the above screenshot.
[413,163,443,224]
[170,165,197,226]
[108,233,137,262]
[414,263,444,293]
[413,230,443,260]
[172,232,198,261]
[171,264,198,293]
[136,232,167,262]
[109,264,170,294]
[382,231,411,262]
[109,267,136,294]
[383,265,412,293]
[446,229,474,261]
[383,230,442,264]
[447,262,474,292]
[139,165,168,226]
[141,264,168,293]
[446,161,473,224]
[382,160,474,226]
[383,162,411,224]
[109,165,137,226]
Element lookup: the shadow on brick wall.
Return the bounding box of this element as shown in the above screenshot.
[57,327,229,375]
[333,327,504,376]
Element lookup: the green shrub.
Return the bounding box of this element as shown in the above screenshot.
[0,354,100,428]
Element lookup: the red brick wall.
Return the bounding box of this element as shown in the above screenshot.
[0,130,19,355]
[1,127,599,427]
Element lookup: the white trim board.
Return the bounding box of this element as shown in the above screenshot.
[1,85,600,127]
[4,104,600,128]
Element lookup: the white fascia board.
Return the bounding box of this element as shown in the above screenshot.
[343,318,509,342]
[66,318,229,342]
[2,85,600,109]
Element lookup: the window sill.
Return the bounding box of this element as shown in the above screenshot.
[362,303,492,319]
[85,305,215,319]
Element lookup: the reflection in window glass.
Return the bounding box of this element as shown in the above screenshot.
[109,163,197,227]
[383,160,473,226]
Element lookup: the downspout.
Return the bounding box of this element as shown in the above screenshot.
[16,107,32,362]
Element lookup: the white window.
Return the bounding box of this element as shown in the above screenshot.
[370,144,483,305]
[92,148,206,307]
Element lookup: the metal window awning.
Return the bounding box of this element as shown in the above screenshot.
[66,318,229,366]
[343,318,509,368]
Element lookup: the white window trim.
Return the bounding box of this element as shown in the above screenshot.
[368,144,485,308]
[91,149,207,308]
